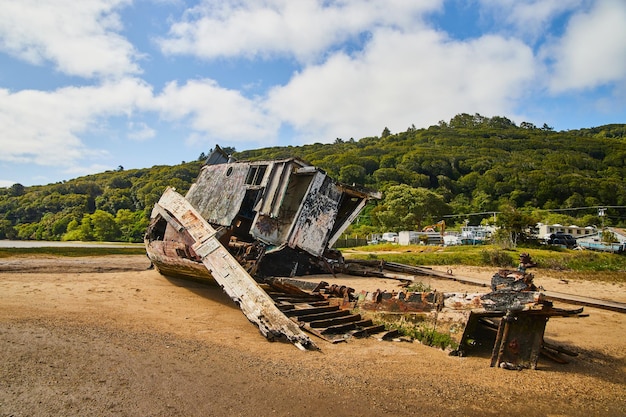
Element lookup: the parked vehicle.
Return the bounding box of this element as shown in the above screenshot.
[547,233,577,248]
[381,232,399,243]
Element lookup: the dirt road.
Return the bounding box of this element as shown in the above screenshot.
[0,255,624,416]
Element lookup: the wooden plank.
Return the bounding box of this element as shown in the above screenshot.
[155,187,317,350]
[542,291,626,313]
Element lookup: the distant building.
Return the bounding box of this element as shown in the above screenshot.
[460,226,494,244]
[576,227,626,253]
[398,231,442,245]
[536,223,596,240]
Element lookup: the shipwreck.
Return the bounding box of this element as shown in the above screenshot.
[145,146,381,282]
[145,146,381,349]
[145,147,586,368]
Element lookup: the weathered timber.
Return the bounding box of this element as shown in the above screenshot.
[541,291,626,313]
[542,340,579,357]
[154,187,316,350]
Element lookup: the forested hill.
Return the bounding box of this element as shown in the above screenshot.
[1,114,625,242]
[238,115,625,227]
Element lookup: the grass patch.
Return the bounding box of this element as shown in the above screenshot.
[367,312,459,350]
[385,319,458,350]
[407,327,458,350]
[343,244,626,273]
[479,249,515,267]
[0,246,147,258]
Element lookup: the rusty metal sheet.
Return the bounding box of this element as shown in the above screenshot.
[155,187,317,350]
[490,312,547,370]
[480,291,542,312]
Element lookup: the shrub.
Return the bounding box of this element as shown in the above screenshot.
[480,249,514,267]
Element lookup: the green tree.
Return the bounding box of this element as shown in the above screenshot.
[601,230,618,244]
[495,204,537,248]
[78,215,94,241]
[90,210,120,241]
[374,184,450,231]
[9,183,25,197]
[63,219,84,241]
[15,223,38,240]
[115,209,149,242]
[339,164,366,185]
[0,219,16,239]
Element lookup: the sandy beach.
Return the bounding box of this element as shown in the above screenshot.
[0,255,624,416]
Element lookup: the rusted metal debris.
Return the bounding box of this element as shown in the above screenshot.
[265,278,396,343]
[268,254,585,369]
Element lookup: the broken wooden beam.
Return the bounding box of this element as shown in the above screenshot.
[154,187,317,350]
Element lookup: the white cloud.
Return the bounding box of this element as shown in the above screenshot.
[0,74,280,176]
[0,0,621,188]
[544,0,626,92]
[479,0,583,40]
[127,122,156,141]
[0,0,140,78]
[158,0,441,62]
[152,79,280,145]
[0,78,154,168]
[266,28,536,141]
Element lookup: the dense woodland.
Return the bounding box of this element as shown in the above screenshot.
[1,114,624,243]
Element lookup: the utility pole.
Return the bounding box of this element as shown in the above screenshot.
[598,207,606,229]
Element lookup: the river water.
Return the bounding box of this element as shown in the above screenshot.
[0,240,143,249]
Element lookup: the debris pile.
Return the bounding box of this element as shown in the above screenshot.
[269,253,585,369]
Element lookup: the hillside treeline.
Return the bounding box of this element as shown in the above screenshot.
[0,114,624,242]
[0,162,203,242]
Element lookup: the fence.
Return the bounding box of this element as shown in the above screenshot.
[333,237,368,248]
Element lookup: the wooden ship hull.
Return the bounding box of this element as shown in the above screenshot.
[144,145,381,283]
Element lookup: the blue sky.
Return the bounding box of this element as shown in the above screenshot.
[0,0,625,187]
